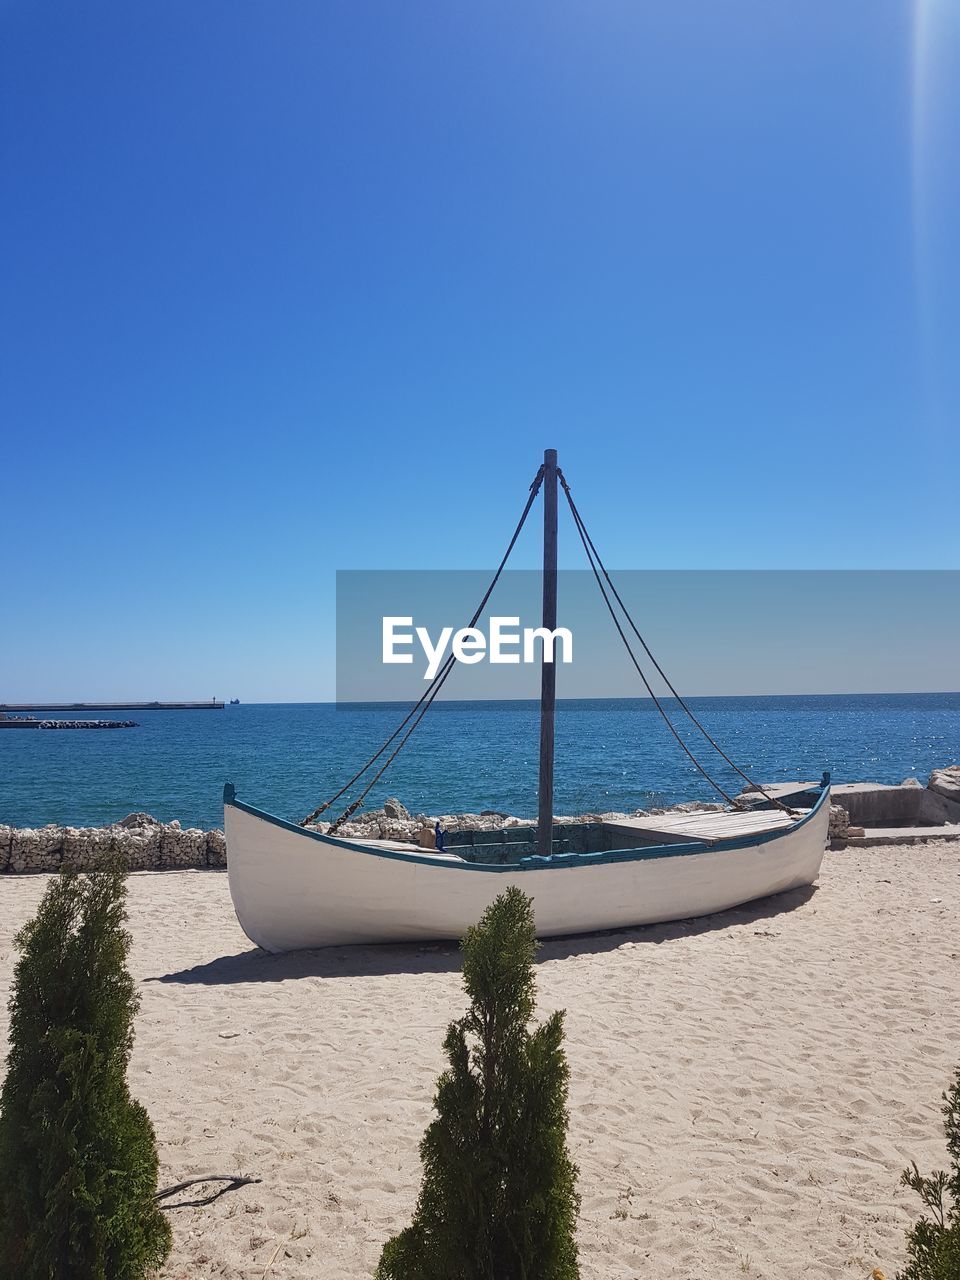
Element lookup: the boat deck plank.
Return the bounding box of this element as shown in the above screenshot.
[749,781,818,798]
[737,781,819,805]
[603,808,807,847]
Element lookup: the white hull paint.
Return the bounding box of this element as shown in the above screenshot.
[225,785,831,952]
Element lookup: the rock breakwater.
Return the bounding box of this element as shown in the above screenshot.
[306,796,727,845]
[0,716,138,729]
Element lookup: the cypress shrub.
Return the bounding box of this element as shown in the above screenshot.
[898,1067,960,1280]
[0,863,172,1279]
[377,886,580,1280]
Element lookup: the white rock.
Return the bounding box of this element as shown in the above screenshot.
[928,765,960,803]
[117,812,160,828]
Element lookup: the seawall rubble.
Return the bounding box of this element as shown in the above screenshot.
[4,770,956,873]
[0,814,226,873]
[1,799,725,873]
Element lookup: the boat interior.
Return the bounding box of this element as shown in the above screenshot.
[354,781,825,866]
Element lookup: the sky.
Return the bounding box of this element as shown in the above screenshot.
[2,1,958,702]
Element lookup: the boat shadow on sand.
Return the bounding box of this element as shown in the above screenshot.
[146,884,817,986]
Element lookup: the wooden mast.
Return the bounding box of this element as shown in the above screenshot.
[537,448,558,857]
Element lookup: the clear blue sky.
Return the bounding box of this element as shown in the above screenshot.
[2,2,957,701]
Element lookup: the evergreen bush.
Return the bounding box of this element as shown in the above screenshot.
[0,863,172,1279]
[898,1067,960,1280]
[377,886,580,1280]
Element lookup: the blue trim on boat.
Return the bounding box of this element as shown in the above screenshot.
[222,774,831,873]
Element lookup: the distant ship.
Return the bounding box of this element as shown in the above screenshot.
[229,698,240,705]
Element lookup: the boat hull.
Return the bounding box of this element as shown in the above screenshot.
[224,784,831,952]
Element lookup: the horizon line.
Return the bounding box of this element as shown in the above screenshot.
[231,689,958,704]
[7,690,959,706]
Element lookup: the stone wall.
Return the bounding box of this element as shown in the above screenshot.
[0,815,226,874]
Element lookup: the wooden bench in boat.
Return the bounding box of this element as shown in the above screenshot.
[354,837,465,861]
[602,807,809,848]
[736,781,820,807]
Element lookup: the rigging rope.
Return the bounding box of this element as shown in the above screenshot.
[561,484,738,807]
[558,468,796,815]
[301,464,546,830]
[303,458,795,832]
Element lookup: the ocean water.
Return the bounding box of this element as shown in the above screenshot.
[0,694,957,831]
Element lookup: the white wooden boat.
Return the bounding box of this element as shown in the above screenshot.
[225,449,832,952]
[224,778,831,951]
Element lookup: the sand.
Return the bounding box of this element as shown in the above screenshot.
[1,841,957,1279]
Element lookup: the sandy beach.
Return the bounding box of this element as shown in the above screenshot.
[1,841,957,1279]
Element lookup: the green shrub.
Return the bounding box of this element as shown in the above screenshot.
[898,1067,960,1279]
[0,863,172,1279]
[377,886,580,1280]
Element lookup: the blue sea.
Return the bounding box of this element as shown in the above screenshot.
[1,694,957,831]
